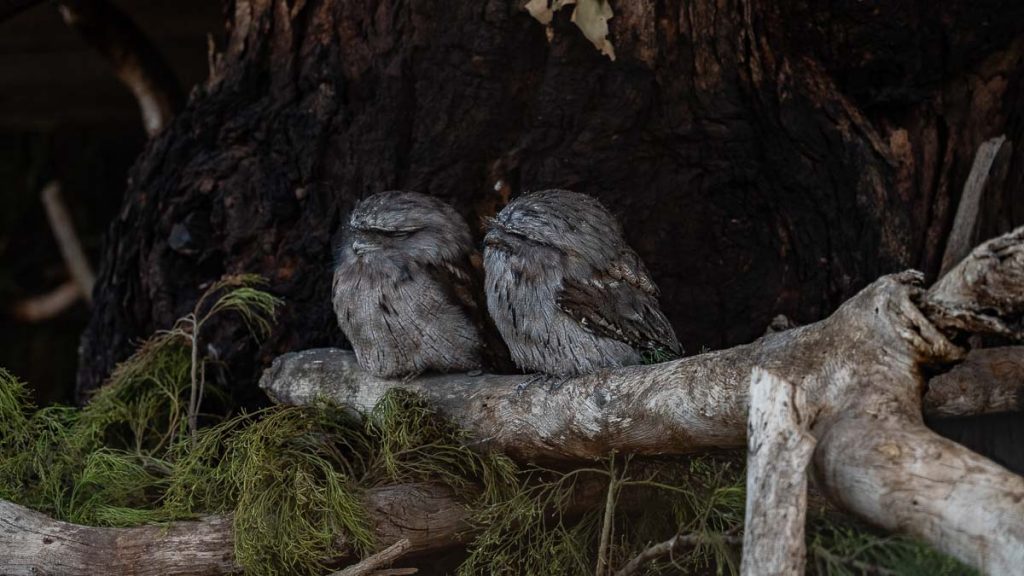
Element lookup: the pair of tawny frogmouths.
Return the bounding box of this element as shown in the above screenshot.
[332,190,681,380]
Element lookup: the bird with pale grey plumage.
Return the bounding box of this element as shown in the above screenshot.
[484,189,682,376]
[332,190,509,378]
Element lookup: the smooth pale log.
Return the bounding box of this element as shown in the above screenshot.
[924,347,1023,417]
[741,369,816,576]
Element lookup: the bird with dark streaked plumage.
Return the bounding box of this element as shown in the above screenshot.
[332,190,509,378]
[483,189,681,377]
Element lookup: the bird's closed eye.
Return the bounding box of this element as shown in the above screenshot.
[361,226,419,238]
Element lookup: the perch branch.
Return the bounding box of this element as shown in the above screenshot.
[58,0,183,136]
[262,227,1024,573]
[740,368,815,576]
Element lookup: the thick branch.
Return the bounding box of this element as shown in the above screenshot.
[924,347,1023,417]
[741,369,815,576]
[814,417,1024,574]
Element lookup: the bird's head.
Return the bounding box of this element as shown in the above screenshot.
[343,190,473,264]
[484,189,624,265]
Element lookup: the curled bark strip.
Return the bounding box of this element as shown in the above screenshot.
[58,0,183,136]
[741,368,816,576]
[924,347,1023,418]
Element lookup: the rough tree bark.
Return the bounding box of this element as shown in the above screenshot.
[77,0,1024,407]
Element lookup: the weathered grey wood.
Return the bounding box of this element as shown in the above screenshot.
[741,369,815,576]
[924,347,1023,418]
[0,499,236,576]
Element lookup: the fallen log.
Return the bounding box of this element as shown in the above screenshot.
[0,483,471,576]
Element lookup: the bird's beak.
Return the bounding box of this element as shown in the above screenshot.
[351,239,376,255]
[484,232,507,250]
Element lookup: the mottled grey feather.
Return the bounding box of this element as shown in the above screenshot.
[333,190,504,378]
[484,189,681,376]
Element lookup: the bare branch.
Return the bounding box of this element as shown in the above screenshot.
[940,135,1007,275]
[614,532,742,576]
[329,539,413,576]
[11,280,80,322]
[41,181,94,303]
[57,0,183,136]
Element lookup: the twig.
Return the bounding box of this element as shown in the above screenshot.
[811,544,900,576]
[11,281,80,321]
[595,454,618,576]
[940,135,1006,275]
[614,532,743,576]
[329,538,414,576]
[57,0,183,136]
[41,181,95,303]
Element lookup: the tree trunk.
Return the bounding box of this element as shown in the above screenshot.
[77,0,1024,406]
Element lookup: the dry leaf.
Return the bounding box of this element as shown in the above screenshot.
[571,0,615,60]
[524,0,616,60]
